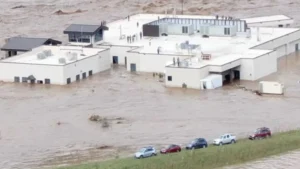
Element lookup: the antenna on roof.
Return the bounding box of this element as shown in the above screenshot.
[257,27,260,41]
[173,5,176,18]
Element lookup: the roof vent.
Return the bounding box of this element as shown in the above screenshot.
[37,53,46,60]
[68,52,78,61]
[43,50,53,57]
[58,58,66,64]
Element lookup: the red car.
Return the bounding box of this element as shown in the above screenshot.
[249,127,272,140]
[160,144,181,154]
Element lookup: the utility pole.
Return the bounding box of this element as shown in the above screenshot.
[181,0,184,15]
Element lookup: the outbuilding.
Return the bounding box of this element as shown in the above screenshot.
[1,37,61,57]
[64,23,109,47]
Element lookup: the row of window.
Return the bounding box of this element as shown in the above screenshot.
[14,77,51,84]
[13,70,93,85]
[66,70,93,84]
[69,34,91,43]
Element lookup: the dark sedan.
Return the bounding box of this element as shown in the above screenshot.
[186,138,208,150]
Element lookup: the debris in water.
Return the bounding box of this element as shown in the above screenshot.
[96,145,113,150]
[12,5,26,9]
[54,9,87,15]
[89,115,103,122]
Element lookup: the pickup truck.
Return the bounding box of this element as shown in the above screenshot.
[213,134,236,146]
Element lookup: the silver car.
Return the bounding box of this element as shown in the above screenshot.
[134,146,157,159]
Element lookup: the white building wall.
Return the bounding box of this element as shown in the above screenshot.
[0,62,64,84]
[126,51,140,71]
[109,46,138,65]
[252,29,300,58]
[252,51,277,80]
[165,66,209,89]
[63,49,110,84]
[239,59,255,80]
[127,53,191,73]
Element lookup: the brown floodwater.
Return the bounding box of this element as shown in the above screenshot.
[0,52,300,169]
[1,0,300,168]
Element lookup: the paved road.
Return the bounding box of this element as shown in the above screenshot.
[225,150,300,169]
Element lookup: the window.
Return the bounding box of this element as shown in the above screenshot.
[14,76,20,83]
[76,74,80,81]
[182,26,188,33]
[69,33,91,43]
[82,72,87,79]
[22,77,28,83]
[167,76,172,81]
[45,78,51,84]
[89,70,93,76]
[224,28,230,35]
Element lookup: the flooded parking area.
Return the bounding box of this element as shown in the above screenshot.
[0,53,300,169]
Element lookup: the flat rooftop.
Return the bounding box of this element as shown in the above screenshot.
[242,15,292,24]
[99,13,298,69]
[2,46,107,65]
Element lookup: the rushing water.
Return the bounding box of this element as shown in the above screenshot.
[0,53,300,169]
[1,0,300,168]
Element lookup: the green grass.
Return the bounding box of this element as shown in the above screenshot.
[57,130,300,169]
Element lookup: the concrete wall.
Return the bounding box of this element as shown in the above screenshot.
[109,46,138,65]
[126,52,191,73]
[251,29,300,58]
[165,66,209,89]
[252,51,277,80]
[208,26,237,37]
[0,62,64,84]
[63,49,110,84]
[239,59,254,80]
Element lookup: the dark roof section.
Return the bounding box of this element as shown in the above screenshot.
[1,37,62,52]
[63,24,109,34]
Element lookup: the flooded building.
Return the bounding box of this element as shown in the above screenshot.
[96,13,300,89]
[63,23,109,47]
[0,46,110,85]
[0,37,61,58]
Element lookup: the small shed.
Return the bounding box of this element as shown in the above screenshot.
[1,37,61,57]
[200,74,223,90]
[63,24,109,45]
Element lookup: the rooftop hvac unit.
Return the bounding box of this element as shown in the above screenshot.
[58,58,66,64]
[179,61,188,67]
[68,52,78,61]
[37,53,46,60]
[43,50,53,57]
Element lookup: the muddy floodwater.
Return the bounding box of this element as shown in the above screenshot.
[1,0,300,168]
[0,52,300,169]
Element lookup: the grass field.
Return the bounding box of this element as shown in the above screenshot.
[57,130,300,169]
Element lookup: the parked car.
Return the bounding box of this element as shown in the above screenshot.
[213,133,236,146]
[160,144,181,154]
[186,138,208,150]
[249,127,271,140]
[134,146,157,159]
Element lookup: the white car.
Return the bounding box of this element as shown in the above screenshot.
[134,146,157,159]
[213,134,236,146]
